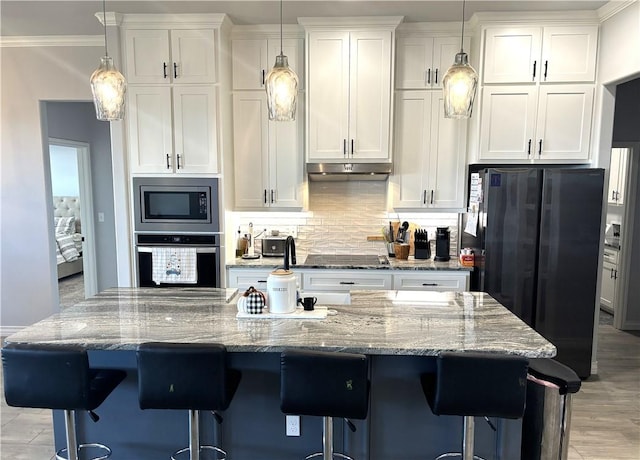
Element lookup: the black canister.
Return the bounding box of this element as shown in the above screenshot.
[434,227,450,261]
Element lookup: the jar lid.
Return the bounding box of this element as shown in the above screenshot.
[270,268,293,276]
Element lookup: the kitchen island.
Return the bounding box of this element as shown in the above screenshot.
[5,288,554,459]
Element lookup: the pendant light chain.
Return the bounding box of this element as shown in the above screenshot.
[102,0,109,57]
[460,0,466,53]
[280,0,284,55]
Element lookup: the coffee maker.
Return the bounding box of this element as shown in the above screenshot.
[434,227,450,261]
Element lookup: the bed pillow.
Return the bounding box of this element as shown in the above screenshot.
[56,234,80,262]
[54,216,76,235]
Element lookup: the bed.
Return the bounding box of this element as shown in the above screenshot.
[53,196,83,279]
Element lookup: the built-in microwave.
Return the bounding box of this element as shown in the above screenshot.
[133,177,220,233]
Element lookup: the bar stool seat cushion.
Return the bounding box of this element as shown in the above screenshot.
[280,349,369,420]
[421,352,528,419]
[137,342,241,411]
[2,343,126,411]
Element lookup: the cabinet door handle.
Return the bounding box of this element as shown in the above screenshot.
[611,190,616,201]
[343,139,347,157]
[271,189,275,203]
[422,283,438,286]
[532,60,537,80]
[613,269,618,280]
[166,154,171,169]
[543,60,548,81]
[423,190,427,204]
[616,191,620,201]
[257,280,267,284]
[339,281,356,285]
[538,139,543,156]
[426,68,431,85]
[163,62,168,79]
[264,189,267,204]
[610,268,614,279]
[262,69,265,86]
[176,154,182,169]
[173,62,178,79]
[435,68,439,84]
[430,190,434,205]
[351,139,355,155]
[527,139,532,156]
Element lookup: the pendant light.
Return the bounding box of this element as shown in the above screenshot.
[265,0,299,121]
[90,0,126,121]
[442,0,478,119]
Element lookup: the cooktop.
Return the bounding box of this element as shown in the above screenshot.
[303,254,390,266]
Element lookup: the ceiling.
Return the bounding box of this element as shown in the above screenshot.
[1,1,611,37]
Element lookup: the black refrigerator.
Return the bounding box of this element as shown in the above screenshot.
[461,167,604,378]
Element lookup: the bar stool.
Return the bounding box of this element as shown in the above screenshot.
[136,343,241,460]
[1,343,126,460]
[421,352,529,460]
[280,349,370,460]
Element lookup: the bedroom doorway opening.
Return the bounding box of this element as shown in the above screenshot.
[48,139,98,306]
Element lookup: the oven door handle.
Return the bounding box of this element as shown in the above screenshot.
[136,246,218,254]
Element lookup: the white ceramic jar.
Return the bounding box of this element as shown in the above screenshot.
[266,268,297,314]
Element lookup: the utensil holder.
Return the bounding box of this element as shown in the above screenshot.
[387,242,395,257]
[394,243,410,260]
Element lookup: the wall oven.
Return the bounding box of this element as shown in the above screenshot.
[136,234,220,288]
[133,177,219,233]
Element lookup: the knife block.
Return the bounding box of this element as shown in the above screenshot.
[414,246,431,260]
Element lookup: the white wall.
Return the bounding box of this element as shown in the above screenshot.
[0,45,103,333]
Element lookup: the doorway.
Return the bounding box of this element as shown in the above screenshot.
[48,139,98,307]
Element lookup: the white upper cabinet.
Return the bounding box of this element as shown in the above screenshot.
[128,85,218,174]
[232,38,303,90]
[479,84,593,161]
[392,90,466,210]
[483,25,597,84]
[125,28,217,84]
[395,36,467,89]
[233,92,303,209]
[608,148,629,205]
[306,28,394,162]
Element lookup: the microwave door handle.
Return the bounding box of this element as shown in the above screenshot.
[136,246,218,254]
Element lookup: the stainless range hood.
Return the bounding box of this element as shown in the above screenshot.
[306,162,392,181]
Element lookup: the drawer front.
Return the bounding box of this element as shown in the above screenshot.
[303,272,392,292]
[393,273,469,291]
[227,269,301,291]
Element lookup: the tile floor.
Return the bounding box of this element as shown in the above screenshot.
[1,311,638,459]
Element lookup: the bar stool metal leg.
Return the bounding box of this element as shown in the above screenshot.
[433,416,485,460]
[305,416,353,460]
[170,410,227,460]
[54,410,113,460]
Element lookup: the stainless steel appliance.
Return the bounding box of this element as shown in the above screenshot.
[461,166,604,378]
[133,177,219,233]
[136,234,220,287]
[261,236,287,257]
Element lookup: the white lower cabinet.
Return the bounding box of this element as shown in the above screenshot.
[302,271,393,292]
[600,249,618,314]
[227,268,469,293]
[393,272,470,291]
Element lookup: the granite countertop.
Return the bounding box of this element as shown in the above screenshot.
[5,288,554,358]
[228,255,471,271]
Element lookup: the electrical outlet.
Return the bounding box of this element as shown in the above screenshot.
[286,415,300,436]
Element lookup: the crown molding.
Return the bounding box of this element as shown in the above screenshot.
[598,0,637,21]
[0,35,103,48]
[231,24,304,40]
[298,16,404,30]
[119,13,232,29]
[471,10,600,26]
[95,12,124,27]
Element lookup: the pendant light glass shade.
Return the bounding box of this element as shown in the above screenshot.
[443,0,477,119]
[442,51,478,119]
[90,56,126,121]
[265,54,299,121]
[265,0,299,121]
[90,1,126,121]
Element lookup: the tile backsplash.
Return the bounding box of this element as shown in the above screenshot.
[228,181,459,257]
